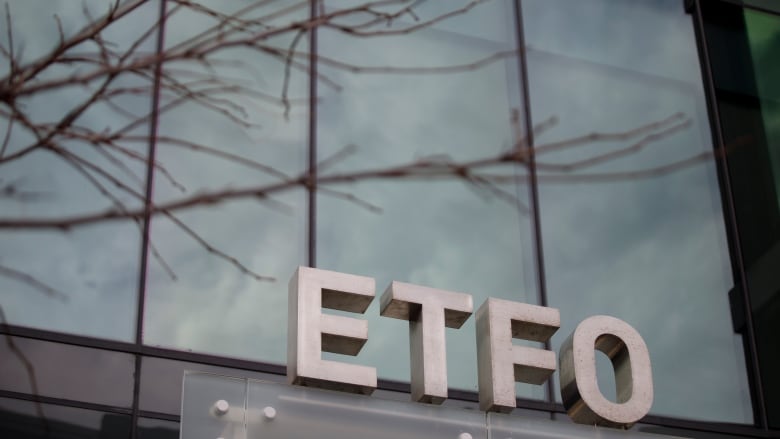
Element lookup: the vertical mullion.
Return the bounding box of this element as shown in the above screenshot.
[132,0,168,437]
[307,0,319,268]
[512,0,555,410]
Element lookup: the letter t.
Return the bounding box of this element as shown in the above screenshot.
[380,281,473,404]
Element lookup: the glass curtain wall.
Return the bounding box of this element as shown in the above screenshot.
[1,0,775,436]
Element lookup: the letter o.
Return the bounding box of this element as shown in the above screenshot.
[559,315,653,428]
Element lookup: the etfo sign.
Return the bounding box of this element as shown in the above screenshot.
[288,267,653,429]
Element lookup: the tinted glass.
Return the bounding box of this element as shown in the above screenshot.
[699,1,780,428]
[745,0,780,14]
[141,0,308,362]
[745,10,780,213]
[137,417,179,439]
[523,0,752,423]
[0,336,135,407]
[0,0,158,341]
[315,0,541,398]
[743,7,780,429]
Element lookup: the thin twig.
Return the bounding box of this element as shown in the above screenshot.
[534,119,692,172]
[0,264,68,300]
[316,143,359,173]
[282,29,306,120]
[318,186,383,213]
[0,305,50,434]
[4,3,16,76]
[0,115,12,157]
[0,113,701,230]
[161,210,276,282]
[122,135,291,181]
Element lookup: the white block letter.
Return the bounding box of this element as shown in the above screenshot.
[287,266,377,394]
[559,315,653,428]
[380,281,473,404]
[476,298,560,412]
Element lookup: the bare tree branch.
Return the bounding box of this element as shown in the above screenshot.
[0,111,696,230]
[0,305,50,434]
[0,264,67,300]
[0,0,730,291]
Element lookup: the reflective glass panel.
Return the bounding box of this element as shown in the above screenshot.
[315,0,540,398]
[246,377,487,439]
[140,356,284,415]
[181,374,689,439]
[0,0,158,340]
[743,7,780,429]
[488,411,672,439]
[746,9,780,208]
[142,1,308,362]
[180,373,247,439]
[181,373,487,439]
[523,0,752,423]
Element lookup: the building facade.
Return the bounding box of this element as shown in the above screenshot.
[0,0,778,437]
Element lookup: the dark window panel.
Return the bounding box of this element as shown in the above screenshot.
[0,336,134,407]
[523,0,752,423]
[0,397,131,439]
[744,8,780,430]
[699,1,780,429]
[137,417,179,439]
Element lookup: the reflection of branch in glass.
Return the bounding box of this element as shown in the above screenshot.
[0,264,64,429]
[0,0,727,287]
[0,112,706,229]
[0,304,51,434]
[0,264,67,300]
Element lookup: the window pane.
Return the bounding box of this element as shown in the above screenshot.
[0,397,131,439]
[744,7,780,428]
[0,0,159,340]
[523,0,752,423]
[699,2,780,428]
[0,336,135,407]
[746,9,780,210]
[316,0,539,398]
[141,1,308,362]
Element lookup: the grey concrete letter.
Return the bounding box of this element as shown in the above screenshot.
[475,298,560,412]
[559,315,653,428]
[380,281,473,404]
[287,266,377,395]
